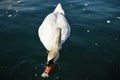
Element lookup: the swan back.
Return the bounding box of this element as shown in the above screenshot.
[38,3,70,51]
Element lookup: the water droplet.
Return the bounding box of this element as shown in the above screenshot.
[55,76,59,79]
[114,37,118,40]
[84,3,88,6]
[35,73,37,77]
[116,16,120,19]
[16,10,19,12]
[94,42,98,46]
[83,8,86,11]
[106,20,111,23]
[14,14,18,17]
[8,14,12,17]
[87,30,90,33]
[17,1,22,3]
[70,4,73,6]
[32,24,34,26]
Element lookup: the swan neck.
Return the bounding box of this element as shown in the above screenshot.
[47,27,61,61]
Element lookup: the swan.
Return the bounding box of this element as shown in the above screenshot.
[38,3,71,78]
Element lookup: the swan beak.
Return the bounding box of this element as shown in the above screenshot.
[45,58,54,73]
[41,59,54,78]
[44,63,52,74]
[41,63,52,78]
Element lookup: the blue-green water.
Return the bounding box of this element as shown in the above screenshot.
[0,0,120,80]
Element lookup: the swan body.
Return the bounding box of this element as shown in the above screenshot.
[38,3,70,51]
[38,3,70,78]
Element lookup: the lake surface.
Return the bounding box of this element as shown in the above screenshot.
[0,0,120,80]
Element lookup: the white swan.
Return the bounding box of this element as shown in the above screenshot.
[38,3,70,78]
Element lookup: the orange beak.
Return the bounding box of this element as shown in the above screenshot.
[44,64,52,74]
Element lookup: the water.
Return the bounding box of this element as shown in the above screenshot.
[0,0,120,80]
